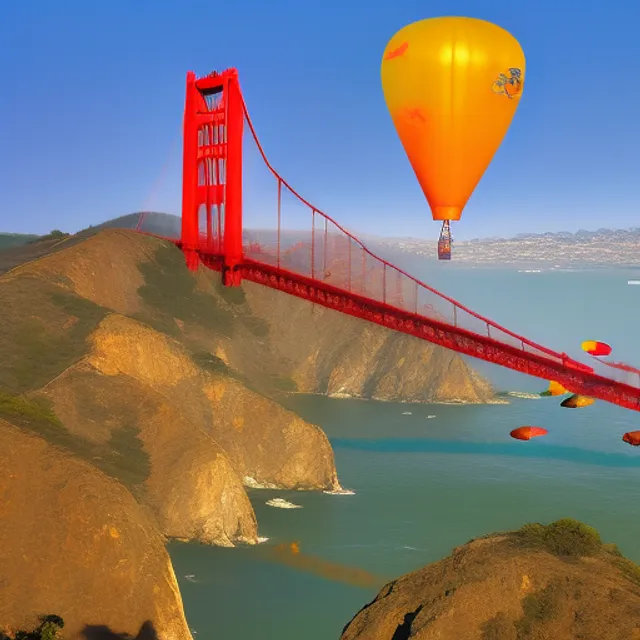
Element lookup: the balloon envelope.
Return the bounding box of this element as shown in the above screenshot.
[540,380,569,397]
[510,426,548,441]
[381,16,525,222]
[581,340,612,357]
[623,431,640,447]
[560,394,595,409]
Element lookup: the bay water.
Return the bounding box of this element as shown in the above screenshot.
[169,263,640,639]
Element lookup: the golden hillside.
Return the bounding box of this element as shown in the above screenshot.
[0,229,496,637]
[342,520,640,640]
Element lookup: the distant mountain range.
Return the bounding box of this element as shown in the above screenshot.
[4,215,639,268]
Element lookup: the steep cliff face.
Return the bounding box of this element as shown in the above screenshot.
[36,312,339,545]
[341,520,640,640]
[242,286,495,403]
[0,420,192,640]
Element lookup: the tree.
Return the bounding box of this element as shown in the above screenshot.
[1,615,64,640]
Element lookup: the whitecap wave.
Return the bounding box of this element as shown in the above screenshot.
[266,498,302,509]
[402,411,412,415]
[323,488,355,495]
[507,391,541,400]
[244,476,279,489]
[426,414,436,419]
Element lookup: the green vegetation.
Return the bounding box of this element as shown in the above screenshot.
[137,244,237,337]
[29,230,69,243]
[103,424,152,493]
[0,232,40,250]
[0,393,63,430]
[0,391,150,494]
[0,283,107,394]
[191,351,233,374]
[1,615,64,640]
[269,374,298,393]
[513,518,602,557]
[137,243,270,339]
[613,555,640,587]
[514,581,560,638]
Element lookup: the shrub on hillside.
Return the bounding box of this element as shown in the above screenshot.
[1,615,64,640]
[514,518,602,557]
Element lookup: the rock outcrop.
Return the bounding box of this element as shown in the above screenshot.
[341,519,640,640]
[0,420,192,640]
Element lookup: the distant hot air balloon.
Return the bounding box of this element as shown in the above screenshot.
[581,340,612,357]
[623,431,640,447]
[540,380,569,397]
[510,426,548,441]
[381,17,525,260]
[560,394,595,409]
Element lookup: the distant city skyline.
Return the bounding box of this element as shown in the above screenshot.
[1,0,639,239]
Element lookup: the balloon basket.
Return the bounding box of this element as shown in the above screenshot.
[438,220,452,261]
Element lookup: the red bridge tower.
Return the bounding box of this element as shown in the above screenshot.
[181,69,244,286]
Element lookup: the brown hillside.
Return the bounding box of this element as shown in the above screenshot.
[341,519,640,640]
[0,420,191,640]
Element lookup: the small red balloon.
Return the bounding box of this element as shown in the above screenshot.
[622,431,640,447]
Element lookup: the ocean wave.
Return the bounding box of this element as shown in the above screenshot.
[507,391,541,400]
[266,498,302,509]
[323,488,356,495]
[402,411,412,415]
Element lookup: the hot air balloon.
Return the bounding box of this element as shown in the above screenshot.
[381,17,525,260]
[540,380,569,397]
[623,431,640,447]
[581,340,612,357]
[510,426,548,441]
[560,394,595,409]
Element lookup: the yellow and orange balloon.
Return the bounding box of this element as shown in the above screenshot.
[581,340,612,357]
[381,17,525,258]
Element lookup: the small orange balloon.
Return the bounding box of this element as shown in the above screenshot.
[510,426,548,441]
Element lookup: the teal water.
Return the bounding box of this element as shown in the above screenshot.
[169,265,640,639]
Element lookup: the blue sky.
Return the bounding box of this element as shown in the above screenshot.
[1,0,638,240]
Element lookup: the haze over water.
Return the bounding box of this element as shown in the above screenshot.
[169,262,640,639]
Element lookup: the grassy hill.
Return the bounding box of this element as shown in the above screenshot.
[0,232,41,250]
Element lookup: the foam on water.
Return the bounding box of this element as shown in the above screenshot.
[266,498,302,509]
[507,391,542,400]
[323,488,355,495]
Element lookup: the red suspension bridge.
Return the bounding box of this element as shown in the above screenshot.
[135,68,640,413]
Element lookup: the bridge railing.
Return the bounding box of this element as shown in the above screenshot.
[240,98,576,370]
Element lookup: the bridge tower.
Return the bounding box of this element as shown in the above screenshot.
[181,69,244,286]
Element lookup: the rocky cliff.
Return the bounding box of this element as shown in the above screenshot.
[0,228,496,637]
[341,519,640,640]
[0,420,191,640]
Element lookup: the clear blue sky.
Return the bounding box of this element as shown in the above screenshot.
[1,0,639,240]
